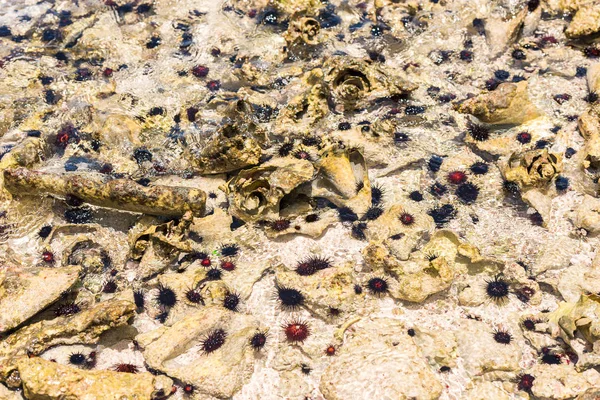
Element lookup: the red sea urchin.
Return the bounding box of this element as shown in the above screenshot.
[283,319,310,343]
[447,171,467,184]
[399,212,415,226]
[201,329,227,354]
[518,373,535,391]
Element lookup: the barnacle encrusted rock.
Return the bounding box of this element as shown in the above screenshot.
[137,307,260,399]
[276,69,330,129]
[18,357,172,400]
[3,168,206,217]
[323,57,416,111]
[0,298,135,382]
[0,265,81,333]
[185,122,265,174]
[455,81,542,125]
[284,13,322,57]
[320,317,443,399]
[224,157,314,222]
[501,149,562,188]
[362,241,458,303]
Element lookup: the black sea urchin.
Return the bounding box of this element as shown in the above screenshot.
[493,328,513,344]
[69,352,86,365]
[223,291,241,311]
[456,182,479,204]
[485,275,509,303]
[467,122,490,141]
[54,302,81,317]
[250,331,268,350]
[185,288,203,304]
[133,290,145,309]
[220,243,240,257]
[201,329,226,354]
[276,285,305,310]
[362,206,383,221]
[155,284,177,308]
[337,206,358,223]
[367,277,388,295]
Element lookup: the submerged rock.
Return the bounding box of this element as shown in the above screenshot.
[137,307,261,399]
[18,357,172,400]
[0,297,135,382]
[320,317,443,399]
[456,82,542,125]
[0,265,81,334]
[3,168,206,217]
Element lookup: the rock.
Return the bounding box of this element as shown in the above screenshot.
[485,9,528,58]
[566,6,600,38]
[137,307,260,399]
[3,168,206,217]
[0,265,81,334]
[530,364,600,399]
[319,317,443,400]
[411,327,458,368]
[0,298,135,382]
[365,203,435,261]
[532,235,579,275]
[455,319,521,375]
[522,189,552,227]
[274,262,359,319]
[301,147,371,213]
[18,357,172,400]
[574,195,600,235]
[455,82,542,125]
[463,380,511,400]
[0,382,22,400]
[587,64,600,94]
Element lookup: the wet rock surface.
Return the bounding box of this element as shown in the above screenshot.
[0,0,599,399]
